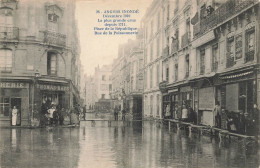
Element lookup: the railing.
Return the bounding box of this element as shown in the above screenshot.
[212,62,218,72]
[226,54,235,68]
[181,32,189,48]
[0,26,19,41]
[245,50,254,63]
[163,46,169,57]
[43,31,66,47]
[171,39,179,54]
[200,65,205,75]
[194,0,256,38]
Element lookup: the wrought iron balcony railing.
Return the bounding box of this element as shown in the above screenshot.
[171,39,179,54]
[181,32,189,48]
[194,0,256,38]
[43,31,66,47]
[245,50,254,63]
[0,26,19,41]
[212,62,218,72]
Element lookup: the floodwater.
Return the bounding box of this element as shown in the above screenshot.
[0,114,259,168]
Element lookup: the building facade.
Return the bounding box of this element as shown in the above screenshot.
[157,0,260,132]
[0,0,81,126]
[85,75,95,109]
[93,65,112,112]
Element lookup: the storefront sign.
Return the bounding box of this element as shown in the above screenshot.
[0,82,29,88]
[168,88,178,93]
[36,84,69,91]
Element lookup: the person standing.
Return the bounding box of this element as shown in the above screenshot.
[83,105,87,121]
[122,108,126,121]
[11,106,18,126]
[48,106,55,125]
[114,106,118,121]
[213,101,221,128]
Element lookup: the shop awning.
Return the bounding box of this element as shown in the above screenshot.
[219,71,254,80]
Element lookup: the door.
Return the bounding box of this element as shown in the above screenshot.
[10,98,21,126]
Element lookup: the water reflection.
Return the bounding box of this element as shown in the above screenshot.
[0,120,259,168]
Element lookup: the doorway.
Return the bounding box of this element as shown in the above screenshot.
[10,98,21,126]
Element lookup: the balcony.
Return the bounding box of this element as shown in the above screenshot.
[0,27,19,41]
[212,62,218,72]
[181,32,189,48]
[163,46,169,57]
[43,31,66,47]
[245,50,254,63]
[171,39,179,54]
[194,0,256,38]
[200,65,205,75]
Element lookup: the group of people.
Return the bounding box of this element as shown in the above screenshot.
[114,106,127,121]
[41,104,65,126]
[214,102,259,135]
[164,103,196,124]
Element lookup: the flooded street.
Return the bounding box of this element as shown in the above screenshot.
[0,114,259,168]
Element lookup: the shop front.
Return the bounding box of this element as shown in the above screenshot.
[34,82,70,118]
[0,81,30,126]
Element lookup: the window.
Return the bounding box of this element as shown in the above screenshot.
[150,67,153,88]
[109,84,112,91]
[166,65,169,82]
[235,34,242,60]
[200,49,205,74]
[167,4,170,21]
[157,12,160,31]
[47,52,57,75]
[156,64,159,86]
[144,48,147,65]
[102,75,106,81]
[47,13,59,32]
[157,37,160,57]
[0,8,13,26]
[174,64,178,81]
[0,97,10,117]
[150,20,153,38]
[0,49,12,72]
[245,28,255,62]
[226,37,235,67]
[212,44,218,72]
[144,70,147,89]
[150,95,153,116]
[156,95,159,116]
[150,43,153,62]
[101,94,105,99]
[185,54,189,77]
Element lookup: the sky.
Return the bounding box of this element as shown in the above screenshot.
[75,0,152,76]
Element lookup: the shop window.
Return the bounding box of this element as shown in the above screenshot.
[212,44,218,72]
[226,36,235,68]
[0,49,12,72]
[245,28,255,62]
[0,97,10,117]
[47,52,57,75]
[42,93,61,108]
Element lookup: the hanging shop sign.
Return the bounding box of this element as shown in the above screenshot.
[0,82,29,88]
[36,84,69,91]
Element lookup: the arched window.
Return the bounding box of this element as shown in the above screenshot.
[0,49,12,72]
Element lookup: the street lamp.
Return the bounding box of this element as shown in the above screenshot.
[31,70,41,126]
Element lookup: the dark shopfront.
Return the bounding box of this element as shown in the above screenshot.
[34,83,70,118]
[0,82,30,126]
[216,70,257,134]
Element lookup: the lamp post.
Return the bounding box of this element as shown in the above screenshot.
[31,70,40,126]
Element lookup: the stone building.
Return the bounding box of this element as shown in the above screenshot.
[157,0,260,129]
[85,75,95,109]
[0,0,81,126]
[93,65,112,112]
